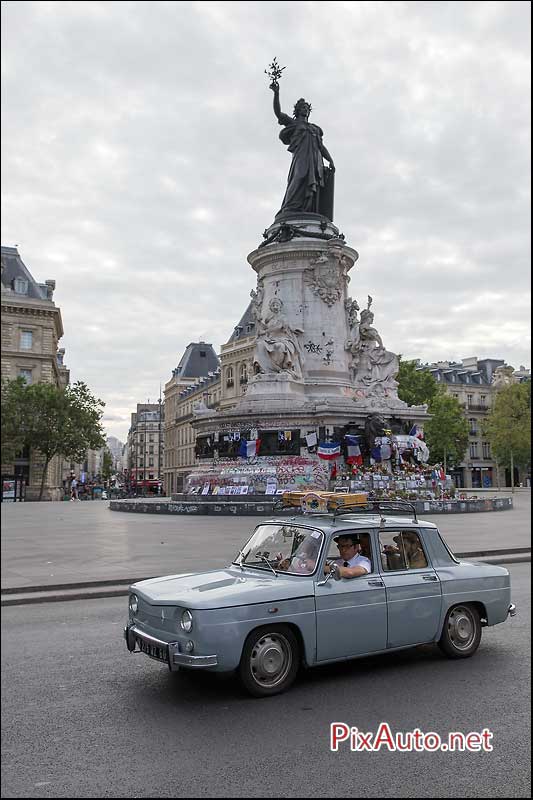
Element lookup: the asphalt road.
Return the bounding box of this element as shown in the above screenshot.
[1,564,530,798]
[1,492,530,590]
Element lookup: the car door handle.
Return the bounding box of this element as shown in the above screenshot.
[421,575,438,581]
[368,579,384,587]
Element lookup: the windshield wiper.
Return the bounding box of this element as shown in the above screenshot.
[255,553,277,577]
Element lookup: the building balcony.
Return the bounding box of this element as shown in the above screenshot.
[464,404,490,413]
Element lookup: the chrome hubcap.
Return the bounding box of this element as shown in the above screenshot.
[448,606,476,650]
[250,633,292,688]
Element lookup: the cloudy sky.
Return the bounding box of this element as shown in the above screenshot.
[2,1,530,442]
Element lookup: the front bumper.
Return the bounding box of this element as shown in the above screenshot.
[124,624,218,670]
[508,603,517,617]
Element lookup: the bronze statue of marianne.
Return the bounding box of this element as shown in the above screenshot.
[268,70,335,221]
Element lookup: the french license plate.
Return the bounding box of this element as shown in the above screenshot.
[137,637,168,663]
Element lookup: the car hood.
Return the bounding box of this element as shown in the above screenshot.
[131,567,313,609]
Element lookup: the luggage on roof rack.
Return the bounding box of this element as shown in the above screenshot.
[280,490,368,513]
[332,500,418,524]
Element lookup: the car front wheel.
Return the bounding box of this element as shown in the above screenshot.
[439,604,482,658]
[239,625,299,697]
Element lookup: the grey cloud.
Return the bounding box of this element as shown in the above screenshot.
[1,0,530,440]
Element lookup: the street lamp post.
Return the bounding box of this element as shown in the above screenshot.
[158,391,162,496]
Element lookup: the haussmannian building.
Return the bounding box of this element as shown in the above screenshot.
[1,245,70,500]
[420,357,530,489]
[126,403,165,493]
[218,303,256,413]
[163,312,257,495]
[163,342,221,494]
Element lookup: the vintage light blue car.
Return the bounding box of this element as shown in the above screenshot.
[124,504,516,696]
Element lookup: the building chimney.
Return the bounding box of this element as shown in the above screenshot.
[45,279,56,300]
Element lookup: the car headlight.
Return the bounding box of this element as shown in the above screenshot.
[129,593,138,614]
[180,609,193,632]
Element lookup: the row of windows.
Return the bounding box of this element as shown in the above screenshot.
[174,391,220,417]
[453,393,489,403]
[164,446,195,468]
[469,442,492,459]
[225,364,249,384]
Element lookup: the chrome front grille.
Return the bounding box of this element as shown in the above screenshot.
[136,596,182,636]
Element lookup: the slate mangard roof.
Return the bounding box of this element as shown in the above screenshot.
[174,342,220,378]
[228,300,255,342]
[1,246,52,301]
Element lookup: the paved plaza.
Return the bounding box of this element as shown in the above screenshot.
[0,492,530,592]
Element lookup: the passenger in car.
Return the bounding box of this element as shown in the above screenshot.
[403,531,427,568]
[325,534,371,578]
[383,532,427,570]
[289,538,320,574]
[275,537,320,573]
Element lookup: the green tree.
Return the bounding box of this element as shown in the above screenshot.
[397,359,439,407]
[23,381,106,500]
[483,382,531,489]
[425,391,469,474]
[101,447,114,481]
[1,377,28,465]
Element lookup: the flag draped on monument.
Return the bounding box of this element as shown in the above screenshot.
[317,442,341,460]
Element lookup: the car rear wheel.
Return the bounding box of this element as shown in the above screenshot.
[439,604,482,658]
[238,625,299,697]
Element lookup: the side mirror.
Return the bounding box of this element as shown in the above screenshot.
[317,561,341,586]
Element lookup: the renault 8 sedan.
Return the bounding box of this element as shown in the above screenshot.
[124,503,516,696]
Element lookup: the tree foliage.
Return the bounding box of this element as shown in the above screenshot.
[482,382,531,470]
[101,447,114,480]
[424,391,470,472]
[1,379,106,499]
[397,359,438,407]
[1,377,28,465]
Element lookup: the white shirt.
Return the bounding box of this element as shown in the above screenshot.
[334,553,371,574]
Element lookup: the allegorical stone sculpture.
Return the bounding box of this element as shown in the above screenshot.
[266,59,335,221]
[253,297,305,380]
[345,296,400,394]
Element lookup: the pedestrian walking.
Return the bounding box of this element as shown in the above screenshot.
[70,477,79,501]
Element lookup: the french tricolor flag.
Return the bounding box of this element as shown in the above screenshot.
[345,434,363,465]
[239,439,260,458]
[317,442,341,460]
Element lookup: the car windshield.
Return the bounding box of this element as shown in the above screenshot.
[234,524,324,575]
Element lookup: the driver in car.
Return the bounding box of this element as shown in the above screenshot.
[324,534,371,578]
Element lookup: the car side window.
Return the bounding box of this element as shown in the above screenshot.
[326,531,373,574]
[379,530,428,571]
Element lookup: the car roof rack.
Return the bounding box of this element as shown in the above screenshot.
[272,495,418,524]
[332,500,418,525]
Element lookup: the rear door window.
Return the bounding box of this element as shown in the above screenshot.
[379,530,428,572]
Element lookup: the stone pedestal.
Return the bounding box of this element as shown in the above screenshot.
[189,214,429,493]
[245,216,358,408]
